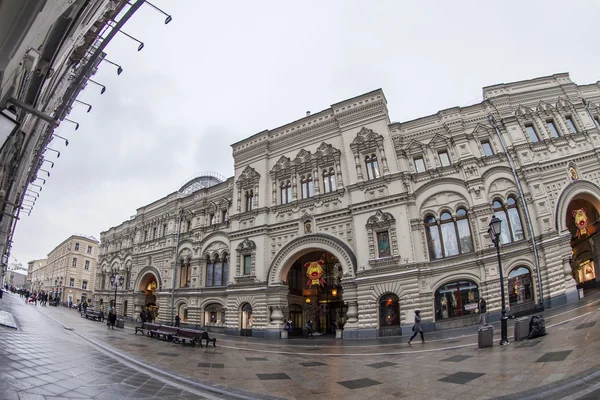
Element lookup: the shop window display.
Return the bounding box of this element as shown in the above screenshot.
[508,267,534,306]
[379,294,400,327]
[435,280,479,320]
[204,303,225,326]
[576,260,596,284]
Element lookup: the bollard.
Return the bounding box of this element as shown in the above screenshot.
[478,325,494,349]
[280,330,288,339]
[514,317,529,341]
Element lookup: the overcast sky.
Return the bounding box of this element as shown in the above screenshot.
[11,0,600,265]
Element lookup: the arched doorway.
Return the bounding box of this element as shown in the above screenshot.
[508,267,534,314]
[378,294,400,337]
[177,303,188,324]
[286,250,344,336]
[434,280,479,320]
[566,197,600,293]
[138,272,159,321]
[240,303,253,336]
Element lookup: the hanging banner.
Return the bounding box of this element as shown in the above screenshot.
[305,260,325,287]
[572,208,589,238]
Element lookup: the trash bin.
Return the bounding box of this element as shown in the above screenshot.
[579,288,584,299]
[116,319,125,329]
[478,325,494,349]
[514,317,529,341]
[280,330,288,339]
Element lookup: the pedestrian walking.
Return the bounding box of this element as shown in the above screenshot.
[305,320,314,339]
[407,310,425,345]
[175,314,180,327]
[140,308,147,324]
[107,308,117,330]
[479,297,487,325]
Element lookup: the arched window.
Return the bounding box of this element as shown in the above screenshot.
[122,300,128,317]
[425,210,473,260]
[365,154,380,180]
[435,280,479,320]
[179,259,191,288]
[245,190,253,211]
[378,294,400,328]
[178,303,188,322]
[241,303,253,329]
[508,267,533,307]
[281,180,291,204]
[301,175,314,199]
[492,197,524,244]
[204,303,225,325]
[206,253,227,287]
[323,168,336,193]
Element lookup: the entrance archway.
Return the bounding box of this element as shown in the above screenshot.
[240,303,253,336]
[286,250,345,336]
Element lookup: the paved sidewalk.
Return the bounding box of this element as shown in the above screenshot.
[20,292,600,400]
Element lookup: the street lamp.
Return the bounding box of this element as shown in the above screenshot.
[489,215,509,345]
[110,273,124,316]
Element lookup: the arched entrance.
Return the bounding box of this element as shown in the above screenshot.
[240,303,253,336]
[286,250,345,336]
[508,266,534,313]
[566,196,600,294]
[138,272,159,320]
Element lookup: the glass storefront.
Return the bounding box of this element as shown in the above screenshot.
[435,280,479,320]
[204,303,225,326]
[508,267,533,306]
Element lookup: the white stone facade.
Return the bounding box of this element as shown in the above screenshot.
[97,73,600,338]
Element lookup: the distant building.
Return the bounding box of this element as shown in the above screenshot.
[7,270,26,289]
[27,258,47,291]
[32,235,99,305]
[97,73,600,338]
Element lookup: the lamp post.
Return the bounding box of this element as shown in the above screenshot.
[489,215,509,345]
[110,273,124,316]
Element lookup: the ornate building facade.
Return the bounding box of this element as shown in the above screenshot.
[96,73,600,338]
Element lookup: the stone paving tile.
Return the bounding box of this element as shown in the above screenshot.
[338,377,382,389]
[536,350,573,363]
[439,372,486,384]
[575,321,597,330]
[440,355,473,362]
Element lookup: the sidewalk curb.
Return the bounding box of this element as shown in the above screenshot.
[38,308,283,400]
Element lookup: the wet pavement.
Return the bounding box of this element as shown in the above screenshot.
[2,291,600,399]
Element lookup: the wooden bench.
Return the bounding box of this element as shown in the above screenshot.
[199,331,216,348]
[153,325,180,341]
[135,322,161,336]
[171,328,203,347]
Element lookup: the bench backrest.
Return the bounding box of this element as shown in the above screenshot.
[178,329,202,337]
[144,323,161,331]
[157,325,179,334]
[201,332,210,339]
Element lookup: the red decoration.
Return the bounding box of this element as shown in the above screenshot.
[305,260,325,287]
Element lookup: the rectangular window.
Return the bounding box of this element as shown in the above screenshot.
[565,116,577,134]
[70,278,74,287]
[376,231,391,257]
[74,243,79,251]
[152,227,157,239]
[87,245,92,254]
[209,214,215,225]
[481,140,494,157]
[144,230,148,241]
[525,124,539,142]
[414,157,426,173]
[163,224,167,236]
[243,255,252,275]
[72,257,77,267]
[438,151,451,167]
[222,210,227,223]
[595,117,600,129]
[84,260,90,270]
[546,120,560,138]
[82,280,88,290]
[187,220,192,231]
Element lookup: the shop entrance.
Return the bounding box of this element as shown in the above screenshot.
[286,250,346,337]
[567,196,600,294]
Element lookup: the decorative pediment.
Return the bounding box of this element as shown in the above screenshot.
[556,96,573,110]
[294,149,313,165]
[471,123,492,137]
[218,197,230,208]
[350,127,384,152]
[404,139,425,152]
[236,165,260,187]
[366,210,395,228]
[514,105,533,117]
[271,156,291,174]
[428,134,451,147]
[237,238,256,252]
[536,100,554,112]
[315,142,340,158]
[206,201,218,212]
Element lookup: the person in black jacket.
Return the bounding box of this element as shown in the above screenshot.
[107,308,117,330]
[479,297,487,325]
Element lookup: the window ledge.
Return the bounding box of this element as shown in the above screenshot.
[234,275,256,283]
[271,188,344,211]
[368,255,401,267]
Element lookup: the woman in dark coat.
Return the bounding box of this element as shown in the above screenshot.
[408,310,424,344]
[107,308,117,330]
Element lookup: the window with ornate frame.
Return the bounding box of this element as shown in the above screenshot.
[301,175,314,199]
[236,238,256,278]
[438,151,451,167]
[564,116,578,134]
[524,124,539,142]
[546,119,560,138]
[365,154,381,180]
[366,210,398,261]
[492,196,524,244]
[414,156,426,173]
[245,190,253,211]
[424,208,473,260]
[322,168,336,193]
[206,253,228,287]
[281,180,292,204]
[179,258,191,288]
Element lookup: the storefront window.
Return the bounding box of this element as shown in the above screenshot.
[204,303,225,325]
[241,303,253,329]
[508,267,534,306]
[435,280,479,320]
[379,294,400,327]
[575,260,596,284]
